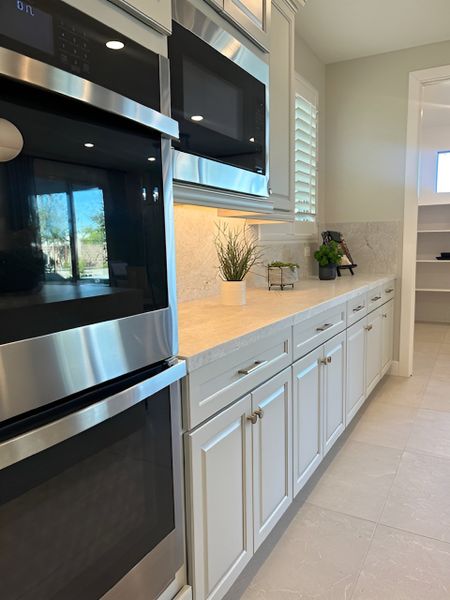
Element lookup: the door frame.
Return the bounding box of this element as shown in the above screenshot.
[399,64,450,377]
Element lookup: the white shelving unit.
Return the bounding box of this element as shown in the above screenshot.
[416,204,450,322]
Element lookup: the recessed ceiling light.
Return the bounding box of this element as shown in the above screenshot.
[84,142,94,148]
[147,156,156,162]
[106,40,125,50]
[191,115,204,122]
[249,137,255,143]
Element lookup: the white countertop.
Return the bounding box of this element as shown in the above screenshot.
[178,275,395,371]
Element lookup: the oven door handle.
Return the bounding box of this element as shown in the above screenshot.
[0,360,186,471]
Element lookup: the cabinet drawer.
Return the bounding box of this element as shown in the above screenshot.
[184,328,292,429]
[347,291,368,326]
[367,285,383,312]
[382,280,396,304]
[293,304,346,361]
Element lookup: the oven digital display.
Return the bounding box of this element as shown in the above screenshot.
[0,0,54,55]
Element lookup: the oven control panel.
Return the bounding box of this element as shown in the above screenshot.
[57,18,91,76]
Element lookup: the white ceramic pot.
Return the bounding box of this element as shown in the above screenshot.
[220,280,246,305]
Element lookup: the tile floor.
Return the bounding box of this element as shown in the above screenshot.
[236,322,450,600]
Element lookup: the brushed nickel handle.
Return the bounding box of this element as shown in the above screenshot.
[316,323,333,332]
[385,288,394,293]
[382,313,388,318]
[247,413,258,425]
[238,360,268,376]
[326,356,332,364]
[318,357,328,365]
[365,324,373,331]
[254,408,264,419]
[371,295,382,302]
[353,305,365,312]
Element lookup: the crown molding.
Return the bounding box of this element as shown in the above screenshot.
[274,0,306,13]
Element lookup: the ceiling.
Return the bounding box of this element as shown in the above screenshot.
[295,0,450,64]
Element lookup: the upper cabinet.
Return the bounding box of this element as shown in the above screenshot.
[108,0,172,35]
[206,0,270,51]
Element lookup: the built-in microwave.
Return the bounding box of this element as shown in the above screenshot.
[169,0,270,199]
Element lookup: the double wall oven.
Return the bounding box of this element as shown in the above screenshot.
[0,1,186,599]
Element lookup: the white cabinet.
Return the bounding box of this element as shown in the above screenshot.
[381,299,394,377]
[365,307,383,396]
[346,318,367,426]
[108,0,171,34]
[269,0,296,212]
[224,0,270,50]
[252,369,292,550]
[186,368,292,599]
[186,396,253,600]
[323,332,346,455]
[293,346,323,496]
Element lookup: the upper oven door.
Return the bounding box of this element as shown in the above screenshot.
[169,0,269,198]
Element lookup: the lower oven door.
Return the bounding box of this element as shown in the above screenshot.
[0,361,186,600]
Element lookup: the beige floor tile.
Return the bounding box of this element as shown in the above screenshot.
[437,343,450,355]
[422,379,450,412]
[375,374,429,396]
[414,323,449,343]
[352,526,450,600]
[414,341,442,356]
[380,451,450,542]
[407,409,450,459]
[307,441,401,522]
[349,403,417,450]
[371,377,426,408]
[241,504,375,600]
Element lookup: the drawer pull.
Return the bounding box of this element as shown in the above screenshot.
[247,413,258,425]
[365,324,373,331]
[382,313,388,318]
[371,295,382,302]
[316,323,333,332]
[238,360,268,376]
[385,288,394,293]
[254,408,264,419]
[353,305,365,312]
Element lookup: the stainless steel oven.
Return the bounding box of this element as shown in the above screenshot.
[0,359,187,600]
[169,0,270,199]
[0,0,180,420]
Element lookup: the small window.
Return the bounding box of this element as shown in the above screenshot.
[295,79,318,223]
[437,151,450,193]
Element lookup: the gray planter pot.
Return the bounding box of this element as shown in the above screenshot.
[319,264,337,280]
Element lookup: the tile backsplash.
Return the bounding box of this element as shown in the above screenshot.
[174,205,315,303]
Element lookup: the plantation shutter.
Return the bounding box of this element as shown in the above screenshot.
[295,91,317,222]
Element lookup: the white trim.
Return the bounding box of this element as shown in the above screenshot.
[389,360,400,377]
[400,64,450,377]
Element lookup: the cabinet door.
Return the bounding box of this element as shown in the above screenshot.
[365,308,383,396]
[252,368,292,551]
[323,332,346,455]
[346,318,367,426]
[108,0,171,34]
[224,0,270,50]
[381,300,394,377]
[186,396,253,600]
[269,0,294,212]
[293,346,323,497]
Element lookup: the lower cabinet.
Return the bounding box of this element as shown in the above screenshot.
[293,331,346,497]
[365,307,383,396]
[186,368,292,600]
[381,300,394,376]
[346,318,367,426]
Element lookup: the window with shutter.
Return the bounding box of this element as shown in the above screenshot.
[295,81,318,223]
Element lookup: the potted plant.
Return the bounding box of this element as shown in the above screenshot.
[314,241,343,280]
[215,224,262,305]
[267,261,299,289]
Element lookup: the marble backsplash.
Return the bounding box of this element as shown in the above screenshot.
[321,221,403,276]
[174,205,316,303]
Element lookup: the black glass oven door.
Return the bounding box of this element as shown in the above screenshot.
[0,76,169,345]
[169,21,266,175]
[0,381,181,600]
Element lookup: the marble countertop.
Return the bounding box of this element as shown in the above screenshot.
[178,275,395,372]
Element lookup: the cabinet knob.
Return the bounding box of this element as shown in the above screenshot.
[382,313,388,318]
[365,324,373,331]
[254,408,264,419]
[247,413,258,425]
[385,288,394,293]
[327,356,332,364]
[318,357,328,365]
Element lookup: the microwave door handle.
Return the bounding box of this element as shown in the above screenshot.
[0,361,186,471]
